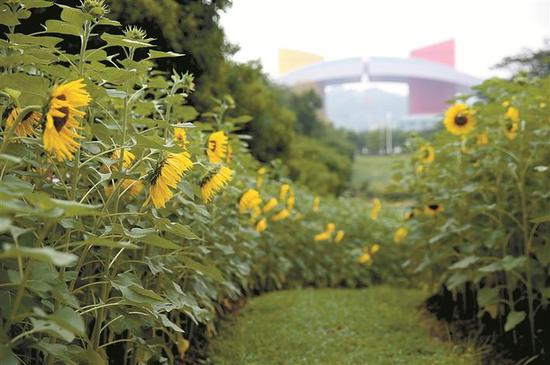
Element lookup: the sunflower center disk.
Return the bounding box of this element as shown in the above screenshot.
[53,106,70,132]
[454,115,468,126]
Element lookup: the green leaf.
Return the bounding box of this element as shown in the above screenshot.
[101,33,153,49]
[8,33,63,48]
[505,311,526,332]
[180,257,224,283]
[0,218,11,233]
[477,288,500,307]
[31,318,74,342]
[1,244,78,267]
[532,215,550,223]
[49,307,85,337]
[501,256,526,271]
[0,153,22,164]
[445,272,468,290]
[72,237,139,250]
[0,344,19,365]
[129,285,164,301]
[45,19,80,36]
[0,6,20,26]
[147,50,184,59]
[136,234,181,250]
[160,222,199,240]
[449,256,479,270]
[22,0,53,9]
[58,5,86,28]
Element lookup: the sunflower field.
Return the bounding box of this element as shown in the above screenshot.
[0,2,410,364]
[399,77,550,360]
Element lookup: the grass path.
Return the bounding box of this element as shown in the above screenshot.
[208,286,479,365]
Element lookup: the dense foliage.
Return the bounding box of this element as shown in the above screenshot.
[399,76,550,361]
[0,2,406,364]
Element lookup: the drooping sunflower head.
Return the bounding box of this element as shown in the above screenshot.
[393,227,408,244]
[263,197,278,213]
[476,132,489,146]
[44,79,91,161]
[272,208,290,222]
[418,145,435,164]
[206,131,228,163]
[148,152,193,208]
[200,166,234,203]
[358,251,372,265]
[279,183,291,200]
[443,103,476,136]
[505,106,519,123]
[173,128,187,147]
[256,169,266,188]
[239,189,262,213]
[121,179,144,199]
[334,230,345,243]
[504,121,519,140]
[256,218,267,233]
[312,196,321,212]
[112,149,136,169]
[370,198,382,220]
[287,194,295,210]
[314,231,331,242]
[5,107,41,137]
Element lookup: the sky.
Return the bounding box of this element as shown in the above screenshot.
[220,0,550,87]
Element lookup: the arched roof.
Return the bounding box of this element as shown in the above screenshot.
[277,57,481,89]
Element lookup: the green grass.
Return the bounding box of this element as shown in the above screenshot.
[351,154,408,195]
[208,287,480,365]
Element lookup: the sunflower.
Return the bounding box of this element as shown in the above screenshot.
[443,103,476,135]
[287,194,295,210]
[256,218,267,233]
[425,203,444,216]
[334,230,345,243]
[358,251,372,265]
[326,223,336,233]
[121,179,144,198]
[112,149,135,169]
[174,128,187,147]
[370,198,382,220]
[206,131,228,163]
[418,145,435,164]
[5,107,41,137]
[272,208,290,222]
[239,189,262,213]
[393,227,408,244]
[279,183,291,200]
[226,145,233,163]
[105,179,143,200]
[263,197,278,213]
[314,231,331,242]
[312,196,320,212]
[148,152,193,208]
[503,107,520,140]
[43,79,91,161]
[476,132,489,145]
[371,244,380,254]
[505,106,519,123]
[256,167,267,188]
[201,166,234,203]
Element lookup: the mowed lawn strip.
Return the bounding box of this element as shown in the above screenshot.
[208,286,479,365]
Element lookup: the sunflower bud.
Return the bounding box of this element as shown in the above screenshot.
[123,26,147,41]
[80,0,108,18]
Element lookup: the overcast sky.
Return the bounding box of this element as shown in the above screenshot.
[220,0,550,82]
